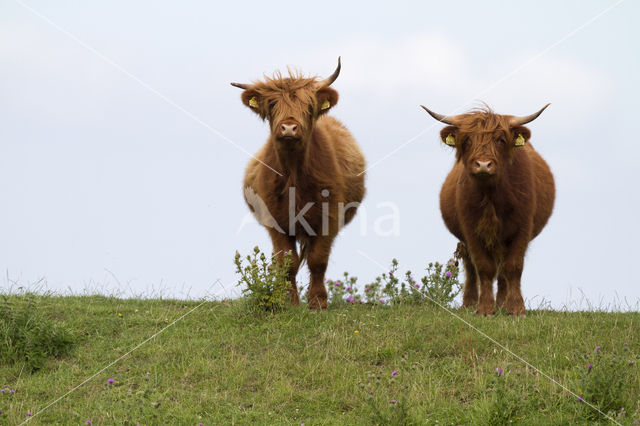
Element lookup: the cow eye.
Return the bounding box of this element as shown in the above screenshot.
[308,105,315,116]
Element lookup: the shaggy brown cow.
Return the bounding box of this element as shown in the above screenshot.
[232,58,365,310]
[422,104,555,316]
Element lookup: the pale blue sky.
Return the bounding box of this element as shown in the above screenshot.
[1,0,638,309]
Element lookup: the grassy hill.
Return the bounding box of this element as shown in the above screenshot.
[1,294,638,425]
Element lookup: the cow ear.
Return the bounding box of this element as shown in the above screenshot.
[511,127,531,147]
[240,90,262,116]
[439,126,458,147]
[316,87,338,115]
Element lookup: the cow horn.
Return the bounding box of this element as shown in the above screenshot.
[509,103,551,127]
[230,82,251,90]
[317,57,341,88]
[420,105,462,126]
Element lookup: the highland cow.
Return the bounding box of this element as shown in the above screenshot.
[422,104,555,316]
[232,58,365,310]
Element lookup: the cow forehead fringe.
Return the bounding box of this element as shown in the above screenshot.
[251,69,320,93]
[456,106,512,134]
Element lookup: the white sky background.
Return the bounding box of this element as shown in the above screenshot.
[1,0,638,309]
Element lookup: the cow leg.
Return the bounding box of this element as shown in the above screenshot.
[306,236,332,310]
[457,242,478,308]
[496,274,507,310]
[501,234,529,316]
[466,243,497,316]
[502,256,526,317]
[269,230,300,305]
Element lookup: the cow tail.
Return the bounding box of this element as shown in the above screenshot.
[298,239,309,267]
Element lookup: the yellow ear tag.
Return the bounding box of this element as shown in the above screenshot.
[321,99,331,110]
[445,134,456,146]
[515,133,526,146]
[249,96,258,108]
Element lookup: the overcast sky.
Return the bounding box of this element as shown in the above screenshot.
[1,0,638,309]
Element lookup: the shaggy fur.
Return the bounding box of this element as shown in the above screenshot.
[234,66,365,310]
[436,106,555,316]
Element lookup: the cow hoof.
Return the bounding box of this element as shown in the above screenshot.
[308,299,328,311]
[506,302,526,317]
[476,305,495,316]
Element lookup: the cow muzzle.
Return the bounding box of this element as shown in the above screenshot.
[471,160,496,177]
[276,120,302,142]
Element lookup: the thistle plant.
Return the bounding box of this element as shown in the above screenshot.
[328,272,361,306]
[326,258,461,308]
[234,247,292,312]
[419,260,461,307]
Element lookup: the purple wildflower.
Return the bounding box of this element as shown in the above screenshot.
[0,410,3,415]
[86,421,92,425]
[446,271,452,278]
[379,298,384,304]
[588,364,593,370]
[27,412,32,416]
[369,389,374,395]
[414,284,420,289]
[577,396,583,402]
[496,368,503,375]
[107,378,114,384]
[391,370,398,377]
[346,296,355,303]
[199,423,204,426]
[447,260,455,266]
[595,346,600,353]
[345,286,351,292]
[9,390,15,394]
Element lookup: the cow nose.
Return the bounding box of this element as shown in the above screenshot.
[280,123,298,136]
[474,161,493,173]
[278,120,301,139]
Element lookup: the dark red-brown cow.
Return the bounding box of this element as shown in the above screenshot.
[422,104,555,316]
[232,58,365,310]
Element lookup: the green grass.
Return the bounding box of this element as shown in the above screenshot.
[0,295,638,425]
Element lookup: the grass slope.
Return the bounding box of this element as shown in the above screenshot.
[0,295,638,425]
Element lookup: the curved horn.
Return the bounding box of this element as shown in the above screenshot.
[509,103,551,127]
[420,105,462,126]
[317,57,341,87]
[230,82,252,90]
